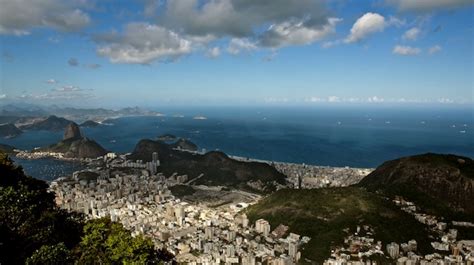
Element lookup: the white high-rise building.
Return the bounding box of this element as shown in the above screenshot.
[255,219,271,236]
[387,242,400,258]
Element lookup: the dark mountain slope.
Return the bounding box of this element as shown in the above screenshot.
[129,139,286,192]
[20,115,73,131]
[0,123,22,138]
[358,153,474,217]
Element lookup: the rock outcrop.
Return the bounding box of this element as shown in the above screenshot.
[64,123,82,140]
[38,123,107,159]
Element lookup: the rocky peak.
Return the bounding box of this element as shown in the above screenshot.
[63,122,82,140]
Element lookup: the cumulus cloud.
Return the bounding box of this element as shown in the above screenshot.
[68,58,79,66]
[161,0,330,39]
[259,17,342,48]
[0,0,90,35]
[19,92,94,101]
[393,45,421,55]
[45,79,58,84]
[96,23,192,64]
[227,38,258,55]
[206,47,221,58]
[94,1,338,64]
[367,96,385,103]
[53,85,88,92]
[345,13,386,43]
[402,27,421,41]
[387,0,473,12]
[428,45,442,54]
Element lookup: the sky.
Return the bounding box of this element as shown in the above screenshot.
[0,0,473,108]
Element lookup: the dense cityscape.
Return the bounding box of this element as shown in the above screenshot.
[1,0,473,264]
[41,147,473,264]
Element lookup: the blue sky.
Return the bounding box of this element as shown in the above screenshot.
[0,0,473,107]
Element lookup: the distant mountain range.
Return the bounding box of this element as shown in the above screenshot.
[20,115,72,131]
[0,104,162,124]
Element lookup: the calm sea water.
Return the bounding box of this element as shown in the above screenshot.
[3,105,473,180]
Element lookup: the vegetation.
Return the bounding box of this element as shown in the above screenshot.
[77,218,174,264]
[246,187,434,264]
[169,184,196,197]
[0,152,173,264]
[130,139,286,193]
[358,153,474,219]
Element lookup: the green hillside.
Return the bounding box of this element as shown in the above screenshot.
[246,187,433,264]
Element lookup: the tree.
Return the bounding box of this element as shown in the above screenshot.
[78,218,169,264]
[26,243,73,265]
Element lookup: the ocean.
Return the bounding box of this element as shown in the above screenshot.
[3,105,473,180]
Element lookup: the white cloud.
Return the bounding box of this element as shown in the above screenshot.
[227,38,258,55]
[206,47,221,58]
[367,96,385,103]
[304,97,324,102]
[91,1,341,64]
[0,94,6,99]
[45,79,58,84]
[402,27,421,41]
[0,0,90,35]
[53,85,84,92]
[388,0,473,12]
[259,17,342,48]
[393,45,421,56]
[328,96,341,102]
[387,16,406,27]
[162,0,330,39]
[428,45,442,54]
[96,23,192,64]
[264,97,289,103]
[18,92,94,101]
[321,40,342,48]
[345,13,386,43]
[438,97,454,104]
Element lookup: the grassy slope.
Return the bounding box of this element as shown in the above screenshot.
[246,187,433,263]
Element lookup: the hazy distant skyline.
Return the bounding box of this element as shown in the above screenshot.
[0,0,473,107]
